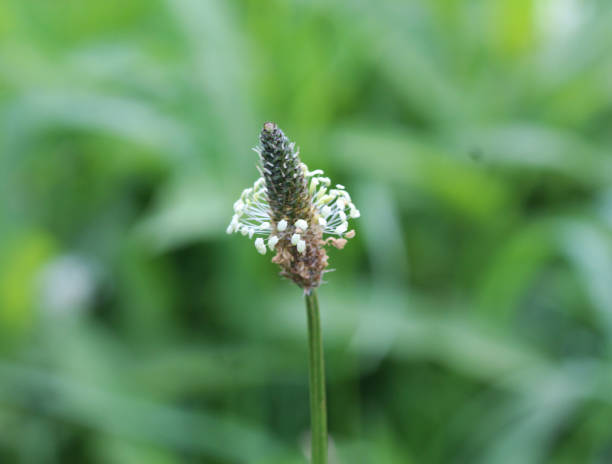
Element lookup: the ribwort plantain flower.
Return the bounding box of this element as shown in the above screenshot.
[227,122,359,291]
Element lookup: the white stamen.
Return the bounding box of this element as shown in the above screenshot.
[336,184,345,189]
[335,222,348,235]
[297,240,306,254]
[291,233,301,245]
[255,238,266,254]
[339,190,352,201]
[318,217,327,227]
[233,199,245,213]
[309,177,319,194]
[295,219,308,230]
[314,188,327,202]
[261,222,270,229]
[277,219,288,231]
[248,228,255,239]
[339,211,347,221]
[268,235,279,250]
[321,206,331,217]
[350,207,361,218]
[307,169,324,177]
[337,198,346,209]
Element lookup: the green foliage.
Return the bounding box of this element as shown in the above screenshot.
[1,0,612,462]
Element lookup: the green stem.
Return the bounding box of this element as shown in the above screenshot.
[305,289,327,464]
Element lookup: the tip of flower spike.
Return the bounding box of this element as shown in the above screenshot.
[263,121,276,132]
[255,238,266,255]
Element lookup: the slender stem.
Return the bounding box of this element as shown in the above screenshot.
[305,289,327,464]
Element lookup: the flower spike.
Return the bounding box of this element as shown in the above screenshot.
[227,122,359,290]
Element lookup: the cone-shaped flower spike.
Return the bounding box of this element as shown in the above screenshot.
[227,122,359,291]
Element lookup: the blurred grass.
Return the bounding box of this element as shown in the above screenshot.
[1,0,612,462]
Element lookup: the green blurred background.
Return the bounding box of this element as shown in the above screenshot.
[1,0,612,462]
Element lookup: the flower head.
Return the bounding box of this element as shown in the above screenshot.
[227,122,359,290]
